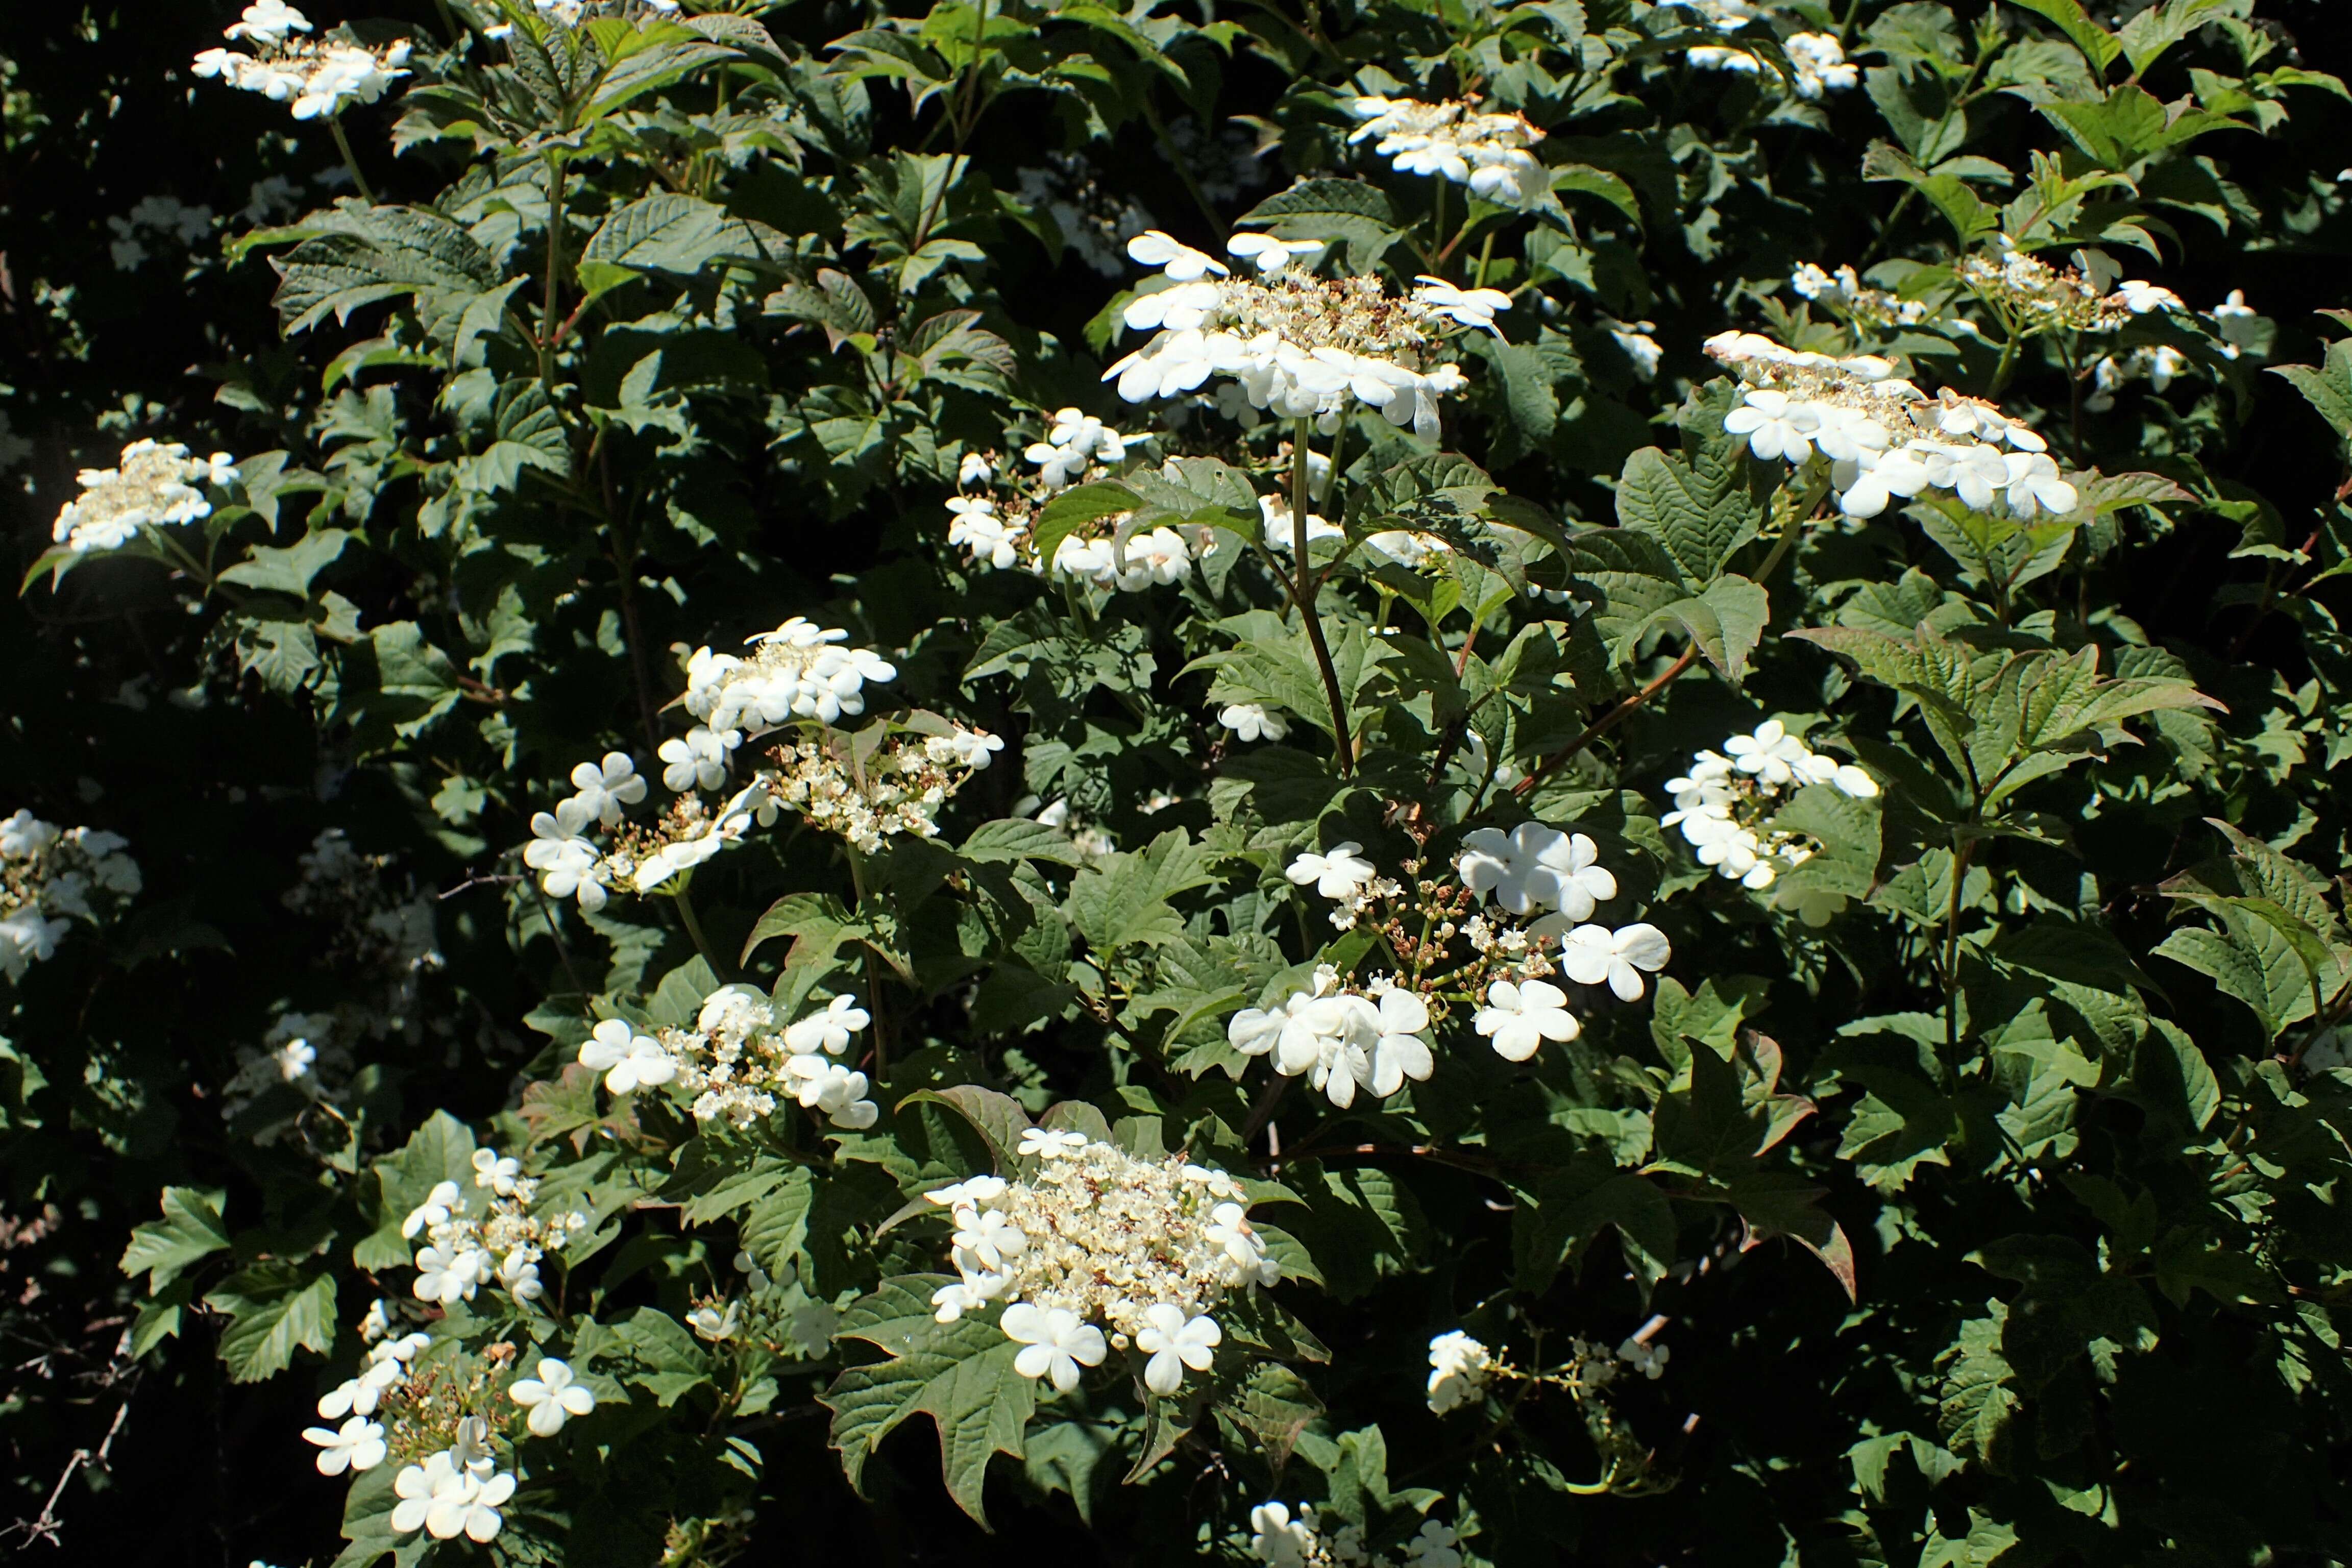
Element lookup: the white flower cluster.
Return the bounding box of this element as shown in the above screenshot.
[302,1329,433,1477]
[1251,1503,1465,1568]
[1016,154,1155,276]
[1956,242,2185,337]
[1705,330,2079,520]
[1228,963,1435,1109]
[925,1136,1275,1397]
[1027,405,1130,491]
[1663,720,1878,919]
[585,985,879,1132]
[684,618,898,732]
[1104,231,1475,439]
[107,194,214,272]
[50,438,237,555]
[1344,95,1546,205]
[192,3,412,121]
[1792,262,1929,328]
[1426,1330,1494,1414]
[1663,3,1856,96]
[1,810,140,982]
[399,1149,587,1309]
[765,728,999,854]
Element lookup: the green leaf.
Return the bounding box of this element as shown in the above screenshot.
[218,528,351,598]
[824,1290,1037,1526]
[897,1085,1033,1171]
[2005,0,2124,74]
[577,192,780,302]
[356,1111,477,1269]
[1625,573,1768,682]
[206,1265,337,1383]
[1239,179,1399,270]
[1614,443,1759,583]
[119,1186,230,1291]
[1514,1167,1676,1295]
[960,818,1087,867]
[1034,482,1139,573]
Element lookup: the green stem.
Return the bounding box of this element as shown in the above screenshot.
[1941,836,1976,1066]
[846,849,890,1077]
[541,153,567,391]
[1290,420,1355,774]
[674,883,725,979]
[328,118,378,206]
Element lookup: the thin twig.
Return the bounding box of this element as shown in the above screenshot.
[1512,646,1699,800]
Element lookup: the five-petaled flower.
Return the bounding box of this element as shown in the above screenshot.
[1136,1304,1222,1394]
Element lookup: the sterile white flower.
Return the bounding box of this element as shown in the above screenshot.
[1219,702,1289,743]
[402,1180,461,1240]
[1017,1126,1089,1160]
[1555,922,1673,1001]
[579,1017,677,1093]
[1412,277,1513,333]
[1285,841,1376,901]
[566,752,647,827]
[1250,1501,1316,1568]
[1135,1303,1221,1394]
[303,1416,386,1476]
[1001,1303,1108,1393]
[1475,978,1580,1062]
[471,1148,522,1196]
[658,726,739,793]
[510,1357,597,1437]
[1227,232,1324,275]
[1457,822,1616,918]
[1427,1330,1494,1414]
[783,994,870,1056]
[1618,1336,1671,1379]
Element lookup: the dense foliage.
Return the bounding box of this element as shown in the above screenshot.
[8,1,2352,1563]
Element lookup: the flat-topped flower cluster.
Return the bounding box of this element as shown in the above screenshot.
[1664,721,1879,919]
[400,1147,588,1308]
[1228,825,1672,1105]
[1105,231,1500,438]
[684,617,898,732]
[1705,330,2079,520]
[1,810,140,982]
[49,438,238,555]
[1660,1,1857,96]
[580,984,879,1132]
[925,1135,1276,1397]
[192,2,411,121]
[1344,95,1545,205]
[1956,242,2182,337]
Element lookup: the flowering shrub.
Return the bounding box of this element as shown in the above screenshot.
[7,1,2352,1564]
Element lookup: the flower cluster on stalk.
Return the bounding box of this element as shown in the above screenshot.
[49,439,238,555]
[1660,1,1857,95]
[1227,825,1670,1104]
[1705,330,2079,520]
[684,617,898,731]
[1344,95,1546,205]
[1663,720,1879,920]
[1792,262,1930,328]
[1,810,140,982]
[192,3,411,121]
[924,1136,1276,1398]
[1104,231,1491,439]
[399,1148,587,1309]
[580,983,880,1132]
